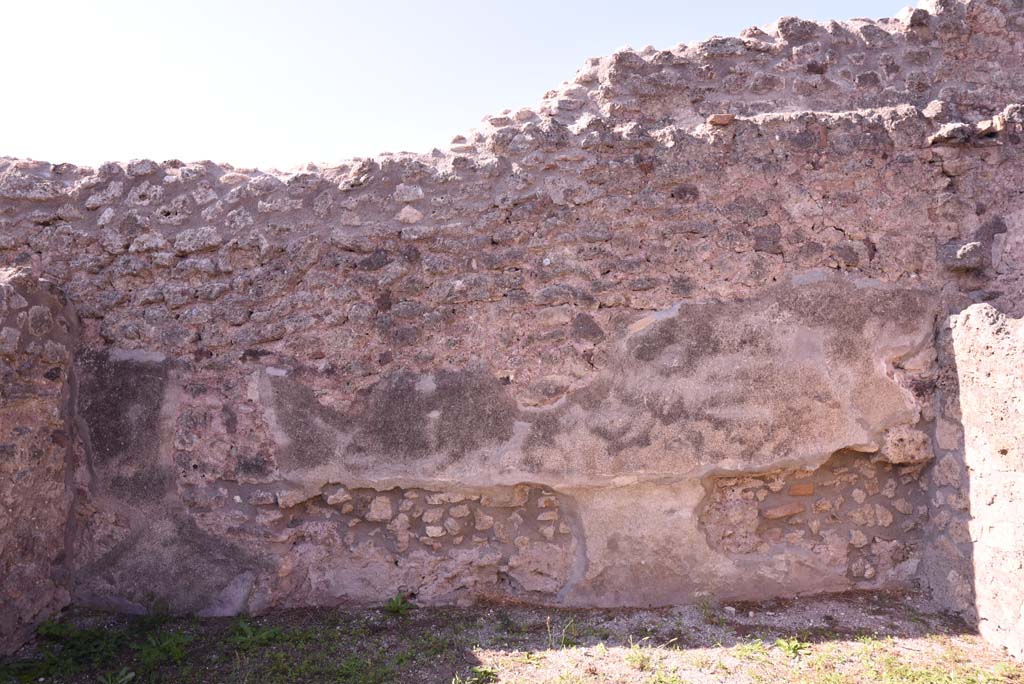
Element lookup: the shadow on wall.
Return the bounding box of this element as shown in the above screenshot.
[914,293,1024,663]
[913,299,976,640]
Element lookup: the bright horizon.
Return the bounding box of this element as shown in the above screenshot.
[3,0,908,170]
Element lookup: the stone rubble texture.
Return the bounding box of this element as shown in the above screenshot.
[1,0,1024,659]
[0,269,77,655]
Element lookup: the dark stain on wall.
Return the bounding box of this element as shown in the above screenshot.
[76,350,171,502]
[270,367,520,468]
[269,375,352,469]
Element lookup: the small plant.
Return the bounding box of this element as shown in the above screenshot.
[19,620,128,677]
[545,616,580,649]
[555,672,584,684]
[855,632,881,646]
[334,654,395,683]
[650,667,685,684]
[559,618,579,648]
[452,665,499,684]
[734,638,770,661]
[626,638,654,671]
[227,619,283,651]
[775,636,812,659]
[697,597,725,626]
[496,610,516,634]
[385,592,414,616]
[813,673,852,684]
[689,653,714,670]
[131,632,193,671]
[97,667,136,684]
[511,652,546,665]
[133,601,171,633]
[990,661,1024,683]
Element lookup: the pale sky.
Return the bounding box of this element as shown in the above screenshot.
[3,0,907,170]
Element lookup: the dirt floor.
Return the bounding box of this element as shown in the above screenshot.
[1,591,1021,684]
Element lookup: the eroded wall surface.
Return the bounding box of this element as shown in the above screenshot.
[0,269,77,654]
[953,305,1024,660]
[61,277,942,615]
[1,0,1024,655]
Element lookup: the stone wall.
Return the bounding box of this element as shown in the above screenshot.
[2,0,1024,659]
[0,269,78,654]
[953,305,1024,660]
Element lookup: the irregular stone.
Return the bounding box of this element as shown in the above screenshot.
[422,508,444,525]
[788,483,815,497]
[27,306,53,337]
[248,490,276,506]
[878,426,933,465]
[875,504,894,528]
[929,122,972,145]
[849,506,877,527]
[762,503,805,520]
[427,492,467,505]
[473,511,495,531]
[939,240,985,271]
[396,206,423,224]
[707,113,735,126]
[0,326,20,355]
[393,184,424,203]
[99,229,128,254]
[933,455,963,488]
[174,226,221,255]
[276,489,309,508]
[324,486,352,506]
[935,418,963,451]
[365,495,394,522]
[129,232,170,253]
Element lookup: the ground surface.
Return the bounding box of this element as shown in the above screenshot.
[1,591,1020,684]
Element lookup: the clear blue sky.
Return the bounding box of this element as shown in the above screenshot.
[3,0,907,170]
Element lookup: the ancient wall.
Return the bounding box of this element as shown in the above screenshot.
[0,269,78,654]
[2,0,1024,658]
[953,305,1024,660]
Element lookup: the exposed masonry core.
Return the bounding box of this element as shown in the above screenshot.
[700,450,931,585]
[0,270,78,655]
[206,483,579,604]
[2,0,1024,662]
